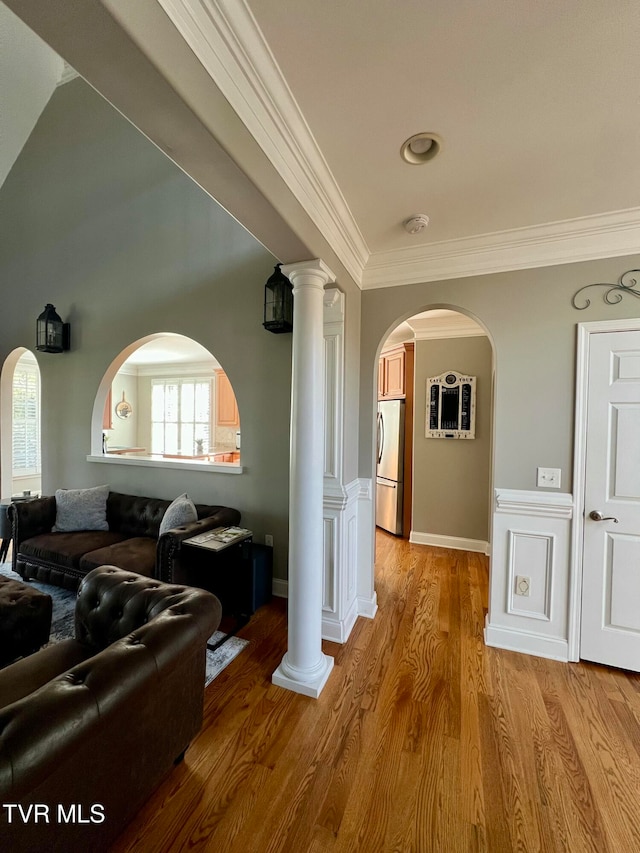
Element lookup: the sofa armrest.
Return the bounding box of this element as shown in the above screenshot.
[0,577,221,848]
[156,506,241,583]
[9,497,56,568]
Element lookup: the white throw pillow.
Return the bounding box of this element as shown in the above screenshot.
[159,493,197,536]
[53,484,110,532]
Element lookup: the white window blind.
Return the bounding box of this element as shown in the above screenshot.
[13,363,41,476]
[151,378,211,455]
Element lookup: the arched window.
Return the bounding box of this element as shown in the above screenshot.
[1,349,42,497]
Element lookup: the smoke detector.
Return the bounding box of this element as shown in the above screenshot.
[404,214,430,235]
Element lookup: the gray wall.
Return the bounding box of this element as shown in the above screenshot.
[412,336,492,542]
[0,79,293,579]
[361,254,640,495]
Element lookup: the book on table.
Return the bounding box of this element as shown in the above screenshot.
[185,526,252,552]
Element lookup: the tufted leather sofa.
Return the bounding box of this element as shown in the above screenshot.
[10,490,241,590]
[0,565,222,852]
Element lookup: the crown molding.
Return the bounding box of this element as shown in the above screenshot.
[156,0,369,284]
[362,207,640,289]
[57,62,79,86]
[411,318,486,340]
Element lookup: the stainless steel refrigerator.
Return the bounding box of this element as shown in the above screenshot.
[376,399,405,535]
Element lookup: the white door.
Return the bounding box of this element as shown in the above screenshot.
[581,329,640,671]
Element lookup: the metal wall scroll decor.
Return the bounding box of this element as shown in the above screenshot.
[571,269,640,310]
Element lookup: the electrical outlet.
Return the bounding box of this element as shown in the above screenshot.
[265,534,273,548]
[515,575,531,597]
[537,467,561,489]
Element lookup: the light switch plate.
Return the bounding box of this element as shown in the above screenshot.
[537,467,561,488]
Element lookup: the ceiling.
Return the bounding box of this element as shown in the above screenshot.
[123,336,219,367]
[248,0,640,253]
[0,2,62,190]
[4,0,640,289]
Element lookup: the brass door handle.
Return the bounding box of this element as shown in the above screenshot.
[589,510,619,523]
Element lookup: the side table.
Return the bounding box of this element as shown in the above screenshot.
[182,527,261,652]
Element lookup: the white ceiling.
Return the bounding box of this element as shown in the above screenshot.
[248,0,640,253]
[384,310,486,349]
[123,335,219,367]
[0,2,62,190]
[4,0,640,290]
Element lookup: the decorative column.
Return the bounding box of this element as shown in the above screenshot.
[272,259,336,698]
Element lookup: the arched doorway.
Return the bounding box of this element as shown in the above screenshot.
[1,348,42,499]
[368,305,496,608]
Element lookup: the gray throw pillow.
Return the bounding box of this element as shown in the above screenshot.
[53,484,110,532]
[159,493,197,536]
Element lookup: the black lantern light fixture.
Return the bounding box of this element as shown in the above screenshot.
[263,263,293,333]
[36,304,70,353]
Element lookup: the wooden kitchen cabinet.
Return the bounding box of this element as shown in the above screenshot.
[211,451,240,464]
[377,342,415,538]
[378,344,413,400]
[215,370,239,427]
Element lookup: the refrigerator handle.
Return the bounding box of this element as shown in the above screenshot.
[377,411,384,465]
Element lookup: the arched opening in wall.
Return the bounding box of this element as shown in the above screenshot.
[0,349,42,499]
[92,334,241,468]
[375,307,495,556]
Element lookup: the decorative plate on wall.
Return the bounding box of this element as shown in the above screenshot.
[115,391,133,419]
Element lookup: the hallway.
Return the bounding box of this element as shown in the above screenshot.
[113,533,640,852]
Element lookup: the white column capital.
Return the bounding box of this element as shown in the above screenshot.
[281,258,336,290]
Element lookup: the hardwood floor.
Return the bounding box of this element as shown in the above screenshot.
[112,532,640,852]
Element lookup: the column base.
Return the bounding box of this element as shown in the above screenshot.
[272,652,334,698]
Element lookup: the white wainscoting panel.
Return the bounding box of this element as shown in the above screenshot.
[485,489,573,661]
[356,478,378,619]
[322,480,360,642]
[506,530,553,620]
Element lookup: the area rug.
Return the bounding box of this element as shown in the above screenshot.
[0,564,247,686]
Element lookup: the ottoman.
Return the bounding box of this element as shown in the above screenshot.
[0,576,52,666]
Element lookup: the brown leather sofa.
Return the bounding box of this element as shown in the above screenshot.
[0,565,222,852]
[10,490,241,590]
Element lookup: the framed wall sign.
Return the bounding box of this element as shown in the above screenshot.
[426,370,476,439]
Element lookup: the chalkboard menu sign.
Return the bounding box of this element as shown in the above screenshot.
[426,371,476,439]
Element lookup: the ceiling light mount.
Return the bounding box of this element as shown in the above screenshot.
[404,214,430,235]
[400,132,442,165]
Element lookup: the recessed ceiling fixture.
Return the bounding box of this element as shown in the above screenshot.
[404,214,430,234]
[400,132,442,164]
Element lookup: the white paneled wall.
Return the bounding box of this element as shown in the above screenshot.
[485,489,573,661]
[321,288,361,642]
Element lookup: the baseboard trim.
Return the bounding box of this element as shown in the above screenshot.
[484,621,569,662]
[322,598,358,643]
[410,531,489,553]
[272,578,288,598]
[357,592,378,619]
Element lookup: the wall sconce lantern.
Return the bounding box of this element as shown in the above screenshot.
[263,264,293,333]
[36,304,70,353]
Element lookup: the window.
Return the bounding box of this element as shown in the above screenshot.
[13,360,41,475]
[151,378,211,455]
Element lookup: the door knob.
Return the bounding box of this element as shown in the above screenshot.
[589,510,619,523]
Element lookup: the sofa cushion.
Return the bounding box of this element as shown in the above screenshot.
[53,484,110,532]
[79,537,157,576]
[159,493,197,536]
[19,531,127,570]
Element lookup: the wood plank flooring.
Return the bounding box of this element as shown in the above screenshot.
[112,532,640,852]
